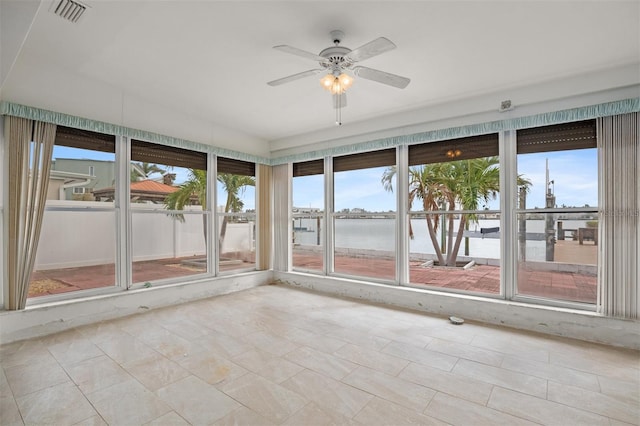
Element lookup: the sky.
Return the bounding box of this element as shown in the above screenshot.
[52,146,598,213]
[51,146,255,210]
[293,149,599,212]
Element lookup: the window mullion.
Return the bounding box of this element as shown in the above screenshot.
[500,130,517,300]
[397,145,408,285]
[324,156,334,275]
[116,135,131,289]
[207,152,216,276]
[211,154,219,276]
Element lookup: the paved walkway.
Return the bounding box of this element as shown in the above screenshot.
[29,253,596,304]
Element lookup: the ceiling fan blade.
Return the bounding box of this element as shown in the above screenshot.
[273,45,326,62]
[267,69,323,86]
[344,37,396,62]
[353,66,410,89]
[332,93,347,109]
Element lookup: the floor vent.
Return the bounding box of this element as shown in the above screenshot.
[52,0,87,23]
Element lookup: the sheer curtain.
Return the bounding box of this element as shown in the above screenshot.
[6,116,57,310]
[597,112,639,319]
[272,164,291,272]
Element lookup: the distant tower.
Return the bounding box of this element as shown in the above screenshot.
[545,159,556,261]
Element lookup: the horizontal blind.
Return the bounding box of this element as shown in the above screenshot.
[218,156,255,176]
[293,159,324,177]
[131,140,207,170]
[517,120,596,154]
[409,134,499,165]
[55,125,115,153]
[333,148,396,172]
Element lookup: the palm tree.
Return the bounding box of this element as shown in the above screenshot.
[164,170,255,249]
[383,156,507,266]
[131,162,166,182]
[217,173,255,249]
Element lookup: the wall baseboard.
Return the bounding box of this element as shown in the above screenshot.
[0,271,271,344]
[274,271,640,350]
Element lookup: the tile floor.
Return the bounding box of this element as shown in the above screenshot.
[1,285,638,425]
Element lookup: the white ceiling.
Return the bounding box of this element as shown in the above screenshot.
[1,0,639,149]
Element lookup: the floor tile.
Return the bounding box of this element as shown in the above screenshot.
[368,324,434,348]
[197,330,254,358]
[159,319,212,341]
[398,361,493,405]
[3,286,638,426]
[424,392,538,426]
[232,348,305,383]
[281,326,348,353]
[123,353,190,391]
[342,365,436,412]
[381,340,458,372]
[488,386,610,425]
[213,406,277,426]
[177,346,248,386]
[547,381,640,424]
[16,382,97,425]
[47,338,104,366]
[220,372,308,424]
[4,356,71,397]
[326,326,392,351]
[470,333,550,363]
[334,343,410,376]
[155,375,240,425]
[281,369,373,419]
[355,397,447,426]
[0,341,56,369]
[597,375,640,404]
[452,358,547,398]
[0,393,23,426]
[282,402,359,426]
[63,355,132,394]
[501,354,601,392]
[72,414,108,426]
[86,379,172,425]
[96,333,159,365]
[144,411,189,426]
[426,337,504,366]
[137,327,202,361]
[285,345,359,380]
[550,350,640,382]
[241,330,299,357]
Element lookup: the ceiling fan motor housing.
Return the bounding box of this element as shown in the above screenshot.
[319,46,353,74]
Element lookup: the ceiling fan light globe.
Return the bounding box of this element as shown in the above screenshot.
[338,73,353,90]
[320,74,335,91]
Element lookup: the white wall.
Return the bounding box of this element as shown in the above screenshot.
[1,60,269,158]
[33,201,254,270]
[270,66,640,157]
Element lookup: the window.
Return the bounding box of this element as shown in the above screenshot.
[217,157,256,273]
[333,149,396,281]
[30,126,117,299]
[407,134,501,296]
[292,159,324,273]
[130,140,209,286]
[516,120,598,305]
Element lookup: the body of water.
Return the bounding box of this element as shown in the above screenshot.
[293,217,594,262]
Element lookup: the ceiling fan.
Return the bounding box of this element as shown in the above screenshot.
[267,30,410,123]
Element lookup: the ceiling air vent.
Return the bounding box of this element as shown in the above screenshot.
[52,0,87,23]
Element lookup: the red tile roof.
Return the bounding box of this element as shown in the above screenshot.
[129,180,178,194]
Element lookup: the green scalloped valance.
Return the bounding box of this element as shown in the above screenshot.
[2,98,638,166]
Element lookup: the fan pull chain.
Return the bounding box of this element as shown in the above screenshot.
[336,93,342,126]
